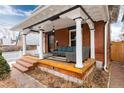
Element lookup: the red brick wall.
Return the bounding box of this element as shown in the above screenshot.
[94,21,105,61]
[82,23,90,47]
[54,28,69,47]
[82,21,106,61]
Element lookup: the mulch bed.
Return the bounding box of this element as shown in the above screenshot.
[26,68,83,88]
[83,68,109,88]
[26,67,109,88]
[0,76,19,88]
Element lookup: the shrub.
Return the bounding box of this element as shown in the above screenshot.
[0,51,10,80]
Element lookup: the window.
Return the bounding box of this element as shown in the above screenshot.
[69,29,76,46]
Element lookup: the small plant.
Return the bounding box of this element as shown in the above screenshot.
[0,51,10,80]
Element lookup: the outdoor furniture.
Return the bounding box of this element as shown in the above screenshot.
[65,47,90,62]
[52,46,75,56]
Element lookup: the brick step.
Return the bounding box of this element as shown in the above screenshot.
[16,60,33,68]
[20,57,37,64]
[13,63,28,72]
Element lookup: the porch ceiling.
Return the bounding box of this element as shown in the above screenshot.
[32,18,76,32]
[11,5,109,31]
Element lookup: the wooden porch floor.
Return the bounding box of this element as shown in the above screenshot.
[24,56,96,79]
[38,59,95,74]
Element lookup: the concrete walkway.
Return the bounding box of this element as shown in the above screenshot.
[109,62,124,88]
[11,67,47,88]
[2,50,38,62]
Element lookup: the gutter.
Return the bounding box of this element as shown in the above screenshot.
[104,5,110,72]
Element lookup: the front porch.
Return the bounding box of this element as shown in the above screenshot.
[19,5,102,69]
[13,55,96,83]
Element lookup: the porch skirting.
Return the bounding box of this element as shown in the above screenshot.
[38,65,95,84]
[38,66,83,84]
[38,59,96,84]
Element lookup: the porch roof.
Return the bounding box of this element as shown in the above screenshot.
[11,5,109,31]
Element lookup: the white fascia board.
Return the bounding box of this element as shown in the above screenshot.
[60,8,87,20]
[59,8,81,19]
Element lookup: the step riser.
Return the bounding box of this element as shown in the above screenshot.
[16,61,33,68]
[13,66,27,72]
[13,64,35,71]
[12,64,28,72]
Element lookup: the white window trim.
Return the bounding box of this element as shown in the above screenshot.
[69,29,76,46]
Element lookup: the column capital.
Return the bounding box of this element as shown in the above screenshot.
[38,27,44,31]
[74,17,83,21]
[22,33,27,35]
[22,30,30,35]
[39,29,44,32]
[90,29,95,31]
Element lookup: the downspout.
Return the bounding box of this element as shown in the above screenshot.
[104,5,110,72]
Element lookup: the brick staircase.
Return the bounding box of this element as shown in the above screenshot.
[13,56,38,72]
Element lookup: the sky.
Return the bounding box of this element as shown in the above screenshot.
[111,5,124,41]
[0,5,37,39]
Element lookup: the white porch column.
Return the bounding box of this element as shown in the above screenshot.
[22,34,26,55]
[39,30,44,59]
[75,18,83,68]
[43,33,46,53]
[104,21,109,70]
[90,29,95,59]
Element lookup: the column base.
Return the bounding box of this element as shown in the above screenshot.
[22,53,26,56]
[39,57,44,59]
[75,64,84,68]
[90,56,95,59]
[39,56,44,60]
